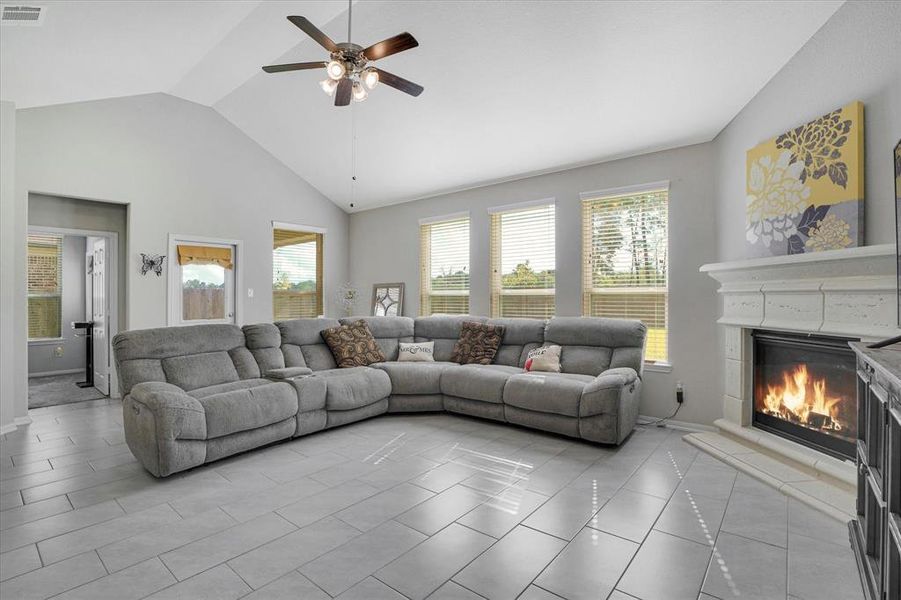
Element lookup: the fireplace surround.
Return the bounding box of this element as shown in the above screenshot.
[752,330,857,460]
[693,244,900,518]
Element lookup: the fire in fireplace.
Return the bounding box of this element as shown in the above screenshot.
[753,331,857,460]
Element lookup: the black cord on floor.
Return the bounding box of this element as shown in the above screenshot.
[638,401,683,428]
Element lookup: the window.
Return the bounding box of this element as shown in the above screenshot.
[582,185,668,363]
[489,202,555,319]
[420,215,469,315]
[273,227,323,319]
[176,243,235,323]
[27,233,63,340]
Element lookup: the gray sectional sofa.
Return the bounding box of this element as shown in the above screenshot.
[114,315,646,477]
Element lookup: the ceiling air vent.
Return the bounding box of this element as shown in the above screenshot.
[1,5,46,26]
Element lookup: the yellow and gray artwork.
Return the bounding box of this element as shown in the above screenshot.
[745,101,864,257]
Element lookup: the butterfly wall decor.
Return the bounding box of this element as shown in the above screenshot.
[140,254,165,277]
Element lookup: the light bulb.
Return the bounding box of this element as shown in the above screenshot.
[363,68,379,90]
[319,78,338,96]
[326,60,346,80]
[352,81,368,102]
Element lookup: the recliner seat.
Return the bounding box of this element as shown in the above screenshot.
[115,315,646,477]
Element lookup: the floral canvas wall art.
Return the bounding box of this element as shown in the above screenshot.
[745,101,864,257]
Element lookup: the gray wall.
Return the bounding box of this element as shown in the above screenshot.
[349,143,721,425]
[29,194,129,332]
[0,100,25,431]
[16,93,350,331]
[27,235,88,376]
[713,0,901,261]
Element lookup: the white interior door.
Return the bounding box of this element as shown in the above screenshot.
[91,237,109,395]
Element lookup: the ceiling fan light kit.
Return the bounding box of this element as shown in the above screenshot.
[261,5,423,107]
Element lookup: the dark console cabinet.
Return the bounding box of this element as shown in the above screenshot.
[850,343,901,600]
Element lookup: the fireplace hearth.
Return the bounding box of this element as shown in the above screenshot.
[752,330,857,460]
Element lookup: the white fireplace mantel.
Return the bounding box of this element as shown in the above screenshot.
[689,246,899,519]
[700,244,900,339]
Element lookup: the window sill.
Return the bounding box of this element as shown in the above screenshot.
[643,361,672,374]
[29,338,65,346]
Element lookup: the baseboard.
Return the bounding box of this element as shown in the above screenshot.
[637,414,717,433]
[0,416,33,436]
[29,369,85,378]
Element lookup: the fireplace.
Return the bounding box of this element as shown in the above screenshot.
[752,330,858,460]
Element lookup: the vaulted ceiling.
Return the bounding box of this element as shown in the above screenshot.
[0,0,844,211]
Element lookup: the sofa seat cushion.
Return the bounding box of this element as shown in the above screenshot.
[440,364,522,403]
[370,361,459,395]
[187,379,272,399]
[312,367,391,411]
[503,372,595,417]
[195,381,298,438]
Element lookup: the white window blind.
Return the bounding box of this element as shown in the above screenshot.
[582,188,668,362]
[27,233,63,340]
[420,216,470,315]
[273,228,323,319]
[490,203,555,319]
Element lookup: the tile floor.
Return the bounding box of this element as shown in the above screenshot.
[0,399,865,600]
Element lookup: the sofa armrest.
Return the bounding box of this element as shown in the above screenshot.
[579,367,639,418]
[128,382,207,441]
[265,367,314,380]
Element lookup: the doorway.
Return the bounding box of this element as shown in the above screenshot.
[26,227,119,408]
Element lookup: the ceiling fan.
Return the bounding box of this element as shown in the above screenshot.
[261,2,423,107]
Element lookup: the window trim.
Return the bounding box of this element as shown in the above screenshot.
[419,211,469,226]
[167,234,243,326]
[272,222,324,320]
[579,180,670,202]
[489,199,557,319]
[419,214,471,316]
[487,197,556,214]
[580,182,670,366]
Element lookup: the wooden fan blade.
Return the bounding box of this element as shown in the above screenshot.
[373,68,424,97]
[262,61,327,73]
[287,16,338,52]
[363,32,419,61]
[334,78,352,106]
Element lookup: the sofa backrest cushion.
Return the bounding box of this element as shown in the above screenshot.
[243,323,286,374]
[338,316,414,361]
[544,317,646,376]
[114,324,252,394]
[484,318,545,367]
[275,318,341,371]
[414,315,488,362]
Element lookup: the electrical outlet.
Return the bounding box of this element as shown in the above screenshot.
[247,288,254,298]
[676,381,685,404]
[54,346,64,357]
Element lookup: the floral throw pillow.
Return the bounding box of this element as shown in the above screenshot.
[450,321,506,365]
[524,345,562,373]
[320,320,386,368]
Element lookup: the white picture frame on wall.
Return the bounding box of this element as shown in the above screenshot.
[371,283,404,317]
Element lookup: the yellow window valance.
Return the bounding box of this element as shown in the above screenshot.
[273,229,320,249]
[177,245,233,269]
